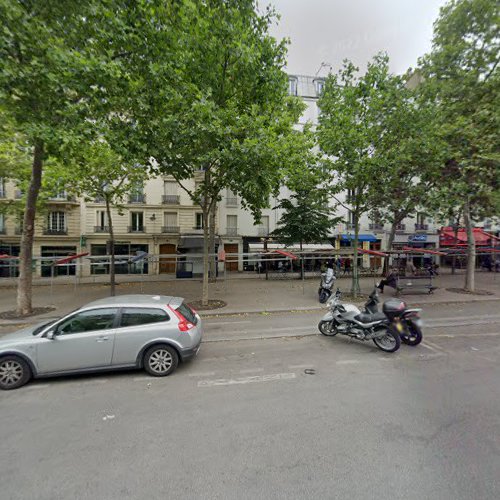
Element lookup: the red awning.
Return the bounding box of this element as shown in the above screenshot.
[357,247,388,257]
[54,252,89,265]
[272,250,298,260]
[440,227,499,246]
[0,254,11,259]
[402,246,447,256]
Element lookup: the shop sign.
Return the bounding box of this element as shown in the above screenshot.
[408,234,427,242]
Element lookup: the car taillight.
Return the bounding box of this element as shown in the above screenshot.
[168,305,195,332]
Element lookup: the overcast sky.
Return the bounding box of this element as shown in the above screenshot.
[261,0,448,76]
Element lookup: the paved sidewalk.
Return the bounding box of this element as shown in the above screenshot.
[0,270,498,326]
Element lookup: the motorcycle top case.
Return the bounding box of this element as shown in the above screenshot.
[382,298,407,320]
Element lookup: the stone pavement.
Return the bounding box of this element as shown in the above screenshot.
[0,270,498,326]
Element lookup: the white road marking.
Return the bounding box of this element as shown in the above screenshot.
[432,332,500,338]
[188,371,216,378]
[206,320,253,326]
[238,368,264,374]
[421,342,442,354]
[423,340,447,352]
[470,347,479,351]
[336,359,360,365]
[198,372,296,388]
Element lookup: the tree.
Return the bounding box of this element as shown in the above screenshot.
[318,53,396,297]
[419,0,500,291]
[62,141,149,296]
[0,1,144,314]
[271,176,339,277]
[366,79,447,269]
[137,0,310,305]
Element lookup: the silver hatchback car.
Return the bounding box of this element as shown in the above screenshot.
[0,295,202,390]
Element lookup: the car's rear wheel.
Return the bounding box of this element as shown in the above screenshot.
[143,344,179,377]
[0,356,31,390]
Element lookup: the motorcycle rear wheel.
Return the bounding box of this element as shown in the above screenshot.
[318,320,337,336]
[400,321,423,346]
[372,327,401,353]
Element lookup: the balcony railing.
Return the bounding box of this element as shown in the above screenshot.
[225,227,238,236]
[94,226,109,233]
[128,194,146,204]
[161,226,180,233]
[94,196,105,203]
[128,225,145,233]
[226,197,238,207]
[162,195,180,204]
[369,223,384,231]
[43,228,68,235]
[48,195,76,203]
[395,224,406,232]
[257,227,269,236]
[415,223,429,231]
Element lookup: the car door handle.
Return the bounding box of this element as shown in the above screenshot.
[96,336,109,342]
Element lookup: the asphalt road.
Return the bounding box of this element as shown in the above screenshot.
[1,301,500,500]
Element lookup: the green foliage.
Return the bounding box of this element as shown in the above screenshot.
[366,79,447,231]
[136,0,310,219]
[271,177,339,248]
[418,0,500,218]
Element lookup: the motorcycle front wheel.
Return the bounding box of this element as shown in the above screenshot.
[319,290,330,304]
[318,320,337,336]
[400,321,423,346]
[372,327,401,353]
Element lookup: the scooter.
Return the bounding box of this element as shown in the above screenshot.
[365,287,423,346]
[318,267,336,303]
[318,289,401,353]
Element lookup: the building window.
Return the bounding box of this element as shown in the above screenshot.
[95,210,108,232]
[46,211,67,234]
[129,183,145,203]
[162,212,178,233]
[162,181,178,204]
[257,216,269,236]
[0,179,5,198]
[314,79,325,95]
[195,213,204,230]
[346,189,355,204]
[0,214,5,234]
[226,215,238,236]
[226,189,238,207]
[129,212,144,232]
[347,210,355,230]
[50,187,68,200]
[288,77,298,96]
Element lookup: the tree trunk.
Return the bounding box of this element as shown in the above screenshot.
[463,198,475,292]
[208,201,217,283]
[105,198,116,296]
[16,140,44,316]
[351,215,360,297]
[384,219,399,276]
[202,207,209,306]
[451,218,460,275]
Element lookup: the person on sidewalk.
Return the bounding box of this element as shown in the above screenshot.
[377,268,398,293]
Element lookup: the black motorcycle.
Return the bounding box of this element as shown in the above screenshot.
[364,288,423,346]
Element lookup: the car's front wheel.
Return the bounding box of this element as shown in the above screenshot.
[143,344,179,377]
[0,356,31,390]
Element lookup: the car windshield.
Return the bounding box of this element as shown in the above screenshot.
[32,319,57,336]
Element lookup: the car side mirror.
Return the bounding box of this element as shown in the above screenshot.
[46,330,56,340]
